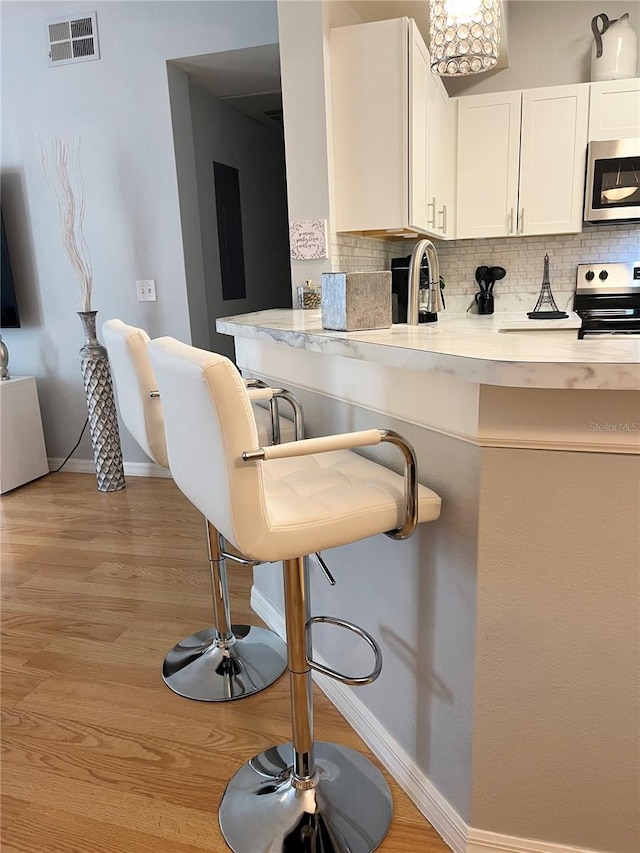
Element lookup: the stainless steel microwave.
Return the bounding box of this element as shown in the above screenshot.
[584,138,640,223]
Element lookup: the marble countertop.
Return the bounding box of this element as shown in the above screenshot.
[494,312,582,331]
[216,309,640,390]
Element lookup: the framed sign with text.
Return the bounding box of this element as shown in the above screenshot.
[289,219,328,261]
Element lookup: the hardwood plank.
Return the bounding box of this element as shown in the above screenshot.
[1,794,32,824]
[21,636,163,690]
[3,806,216,853]
[14,681,219,746]
[1,763,225,849]
[1,608,127,644]
[1,706,232,813]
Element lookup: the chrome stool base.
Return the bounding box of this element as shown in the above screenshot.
[219,741,393,852]
[162,625,287,702]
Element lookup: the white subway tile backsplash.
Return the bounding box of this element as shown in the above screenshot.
[332,224,639,305]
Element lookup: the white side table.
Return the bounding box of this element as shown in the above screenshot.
[0,376,49,494]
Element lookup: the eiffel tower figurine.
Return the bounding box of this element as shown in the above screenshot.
[528,253,568,319]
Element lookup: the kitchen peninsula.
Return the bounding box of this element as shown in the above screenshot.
[218,308,639,853]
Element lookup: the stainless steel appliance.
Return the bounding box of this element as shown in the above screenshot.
[391,253,445,323]
[584,139,640,224]
[574,261,640,338]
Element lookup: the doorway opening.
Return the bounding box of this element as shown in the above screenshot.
[167,44,292,360]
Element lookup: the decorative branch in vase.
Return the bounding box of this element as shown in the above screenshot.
[41,138,125,492]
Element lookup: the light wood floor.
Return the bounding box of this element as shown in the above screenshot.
[1,472,449,852]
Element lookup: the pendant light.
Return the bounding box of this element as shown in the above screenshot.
[430,0,501,76]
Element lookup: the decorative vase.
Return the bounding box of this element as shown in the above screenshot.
[78,311,125,492]
[591,13,638,82]
[0,334,9,380]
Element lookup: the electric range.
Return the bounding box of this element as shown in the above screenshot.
[573,261,640,338]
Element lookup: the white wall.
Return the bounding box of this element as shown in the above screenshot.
[0,0,278,463]
[277,0,362,294]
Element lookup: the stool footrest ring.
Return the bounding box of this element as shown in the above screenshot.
[305,616,383,686]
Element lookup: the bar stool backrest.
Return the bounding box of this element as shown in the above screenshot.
[148,337,268,556]
[102,319,169,468]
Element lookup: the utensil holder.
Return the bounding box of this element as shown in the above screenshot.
[474,291,494,315]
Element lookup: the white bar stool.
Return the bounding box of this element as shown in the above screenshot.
[102,319,303,703]
[149,337,442,853]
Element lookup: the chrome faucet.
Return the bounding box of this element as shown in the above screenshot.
[407,238,443,325]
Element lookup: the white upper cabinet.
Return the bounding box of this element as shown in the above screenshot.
[456,91,521,238]
[331,17,455,239]
[588,78,640,140]
[519,84,590,236]
[456,83,589,238]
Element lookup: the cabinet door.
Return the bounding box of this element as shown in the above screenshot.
[434,84,457,239]
[519,84,589,236]
[588,78,640,141]
[408,18,433,234]
[409,26,453,239]
[456,92,521,238]
[331,18,408,233]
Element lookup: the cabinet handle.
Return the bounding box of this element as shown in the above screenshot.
[519,208,524,235]
[438,205,447,235]
[508,208,515,235]
[427,197,436,227]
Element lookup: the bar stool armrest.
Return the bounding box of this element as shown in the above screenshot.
[245,383,304,443]
[269,389,304,441]
[246,387,275,402]
[379,430,418,541]
[242,428,384,461]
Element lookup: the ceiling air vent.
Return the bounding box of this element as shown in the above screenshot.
[47,12,100,66]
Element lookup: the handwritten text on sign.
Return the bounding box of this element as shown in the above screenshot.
[289,219,328,260]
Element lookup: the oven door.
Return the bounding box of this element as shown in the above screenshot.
[584,139,640,223]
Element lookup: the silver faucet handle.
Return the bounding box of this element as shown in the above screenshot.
[429,279,445,313]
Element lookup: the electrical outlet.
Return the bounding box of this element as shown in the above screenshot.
[136,279,156,302]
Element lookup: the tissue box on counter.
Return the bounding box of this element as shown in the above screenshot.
[321,271,392,331]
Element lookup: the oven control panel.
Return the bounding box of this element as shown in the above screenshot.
[576,261,640,294]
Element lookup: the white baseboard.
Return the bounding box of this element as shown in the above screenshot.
[48,458,171,478]
[466,831,602,853]
[250,587,604,853]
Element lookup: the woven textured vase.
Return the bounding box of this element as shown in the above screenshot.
[78,311,125,492]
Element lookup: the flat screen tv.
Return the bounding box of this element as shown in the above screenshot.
[1,212,21,328]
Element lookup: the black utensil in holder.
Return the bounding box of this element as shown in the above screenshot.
[474,291,494,314]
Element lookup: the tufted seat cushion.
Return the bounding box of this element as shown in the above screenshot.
[253,450,441,562]
[148,337,441,564]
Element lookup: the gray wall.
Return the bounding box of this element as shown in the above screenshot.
[473,448,640,852]
[251,382,480,822]
[446,0,640,96]
[0,1,279,463]
[188,80,292,359]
